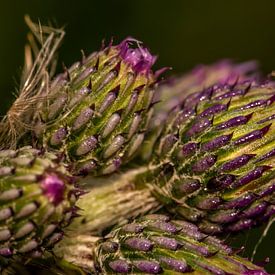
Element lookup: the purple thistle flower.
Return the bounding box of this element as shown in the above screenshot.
[118,37,157,74]
[41,173,66,206]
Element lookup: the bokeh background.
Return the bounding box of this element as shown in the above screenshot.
[0,0,274,272]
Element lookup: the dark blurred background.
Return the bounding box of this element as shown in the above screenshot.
[0,0,274,272]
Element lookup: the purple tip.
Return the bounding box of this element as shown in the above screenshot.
[149,221,179,234]
[220,154,255,172]
[40,173,66,206]
[109,259,131,273]
[159,257,188,272]
[199,103,228,118]
[231,166,271,188]
[180,239,211,257]
[258,183,275,197]
[101,241,119,253]
[192,155,217,173]
[122,223,144,233]
[195,196,222,210]
[214,88,245,100]
[145,214,170,221]
[240,99,267,110]
[173,178,201,196]
[207,174,236,190]
[209,209,239,224]
[222,193,256,210]
[118,37,157,74]
[180,142,198,157]
[151,236,179,250]
[227,219,254,232]
[197,261,226,275]
[175,220,206,240]
[258,114,275,124]
[113,157,122,169]
[216,114,252,130]
[241,201,268,218]
[242,270,269,275]
[234,124,271,146]
[0,247,13,257]
[133,260,162,274]
[201,134,232,152]
[256,148,275,162]
[186,118,212,138]
[125,237,153,252]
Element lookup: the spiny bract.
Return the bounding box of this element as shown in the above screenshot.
[140,60,258,161]
[154,60,258,114]
[28,38,157,176]
[139,80,275,234]
[95,214,269,274]
[0,146,78,267]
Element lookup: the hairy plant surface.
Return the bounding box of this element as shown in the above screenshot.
[0,146,78,268]
[95,214,269,274]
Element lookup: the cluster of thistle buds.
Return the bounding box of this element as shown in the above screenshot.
[0,20,274,274]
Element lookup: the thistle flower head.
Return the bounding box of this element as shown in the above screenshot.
[40,173,66,206]
[95,214,269,274]
[140,80,275,234]
[192,59,258,85]
[0,147,78,263]
[17,36,159,177]
[118,37,157,75]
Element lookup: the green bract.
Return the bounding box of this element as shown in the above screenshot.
[138,81,275,234]
[25,38,157,176]
[95,214,268,274]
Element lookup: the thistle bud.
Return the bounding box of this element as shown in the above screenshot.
[142,80,275,234]
[0,146,77,264]
[25,38,157,176]
[95,214,269,274]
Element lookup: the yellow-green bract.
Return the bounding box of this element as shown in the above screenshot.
[95,214,269,274]
[138,80,275,234]
[26,38,158,176]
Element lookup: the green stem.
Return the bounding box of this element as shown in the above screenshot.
[54,167,160,270]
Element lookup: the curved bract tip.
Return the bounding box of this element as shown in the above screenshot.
[242,270,270,275]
